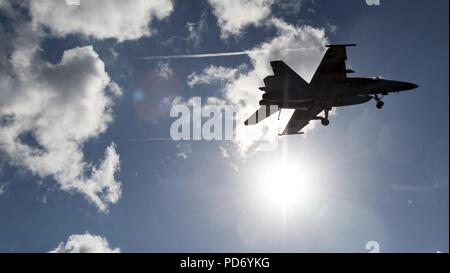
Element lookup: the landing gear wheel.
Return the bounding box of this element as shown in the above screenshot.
[376,101,384,109]
[321,118,330,126]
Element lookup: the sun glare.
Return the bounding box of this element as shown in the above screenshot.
[260,162,315,210]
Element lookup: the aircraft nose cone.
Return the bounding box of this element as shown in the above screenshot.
[403,82,419,90]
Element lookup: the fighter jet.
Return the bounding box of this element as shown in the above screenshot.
[244,44,418,135]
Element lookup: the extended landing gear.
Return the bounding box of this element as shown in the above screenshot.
[374,94,385,109]
[321,108,330,126]
[315,107,330,126]
[376,100,384,109]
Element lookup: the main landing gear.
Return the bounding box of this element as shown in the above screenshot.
[321,109,330,126]
[374,94,385,109]
[315,107,330,126]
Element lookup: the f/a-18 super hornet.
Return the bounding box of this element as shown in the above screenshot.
[244,44,418,135]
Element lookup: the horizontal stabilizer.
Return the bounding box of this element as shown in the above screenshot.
[325,44,357,47]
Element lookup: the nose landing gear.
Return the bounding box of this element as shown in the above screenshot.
[374,94,385,109]
[376,100,384,109]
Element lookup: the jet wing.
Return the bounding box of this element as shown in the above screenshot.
[281,108,322,135]
[244,105,279,125]
[310,44,356,86]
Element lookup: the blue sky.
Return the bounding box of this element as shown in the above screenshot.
[0,0,448,252]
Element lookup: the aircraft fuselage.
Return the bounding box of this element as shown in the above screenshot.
[245,44,419,134]
[259,77,418,109]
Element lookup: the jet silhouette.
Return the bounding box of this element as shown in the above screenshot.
[244,44,418,135]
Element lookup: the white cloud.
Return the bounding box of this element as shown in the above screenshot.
[0,0,10,10]
[187,64,246,87]
[0,183,8,195]
[186,11,208,47]
[176,152,187,159]
[175,143,191,160]
[0,24,12,71]
[188,18,328,157]
[219,146,230,158]
[326,22,338,35]
[0,31,122,211]
[155,62,174,81]
[49,233,120,253]
[275,0,303,14]
[208,0,274,39]
[30,0,174,42]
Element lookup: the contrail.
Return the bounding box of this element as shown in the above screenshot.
[92,137,174,143]
[113,137,174,142]
[93,137,231,143]
[135,47,316,60]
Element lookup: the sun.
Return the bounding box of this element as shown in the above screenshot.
[259,161,315,210]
